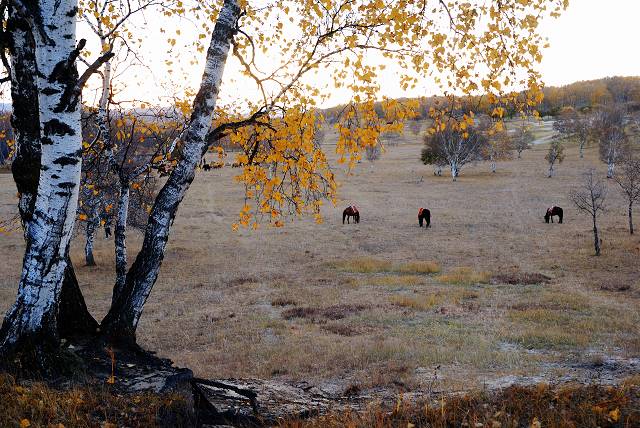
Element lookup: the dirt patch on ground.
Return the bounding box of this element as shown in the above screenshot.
[600,281,632,292]
[281,304,368,321]
[492,271,552,285]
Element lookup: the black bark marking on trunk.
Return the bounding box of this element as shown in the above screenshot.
[42,87,61,95]
[43,119,75,136]
[53,155,80,166]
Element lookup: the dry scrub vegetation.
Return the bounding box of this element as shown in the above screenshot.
[0,119,639,393]
[0,374,192,427]
[284,378,640,427]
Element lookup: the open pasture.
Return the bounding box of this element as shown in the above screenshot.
[0,120,638,393]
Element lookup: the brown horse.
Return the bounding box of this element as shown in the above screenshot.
[343,206,360,224]
[418,208,431,228]
[544,206,563,223]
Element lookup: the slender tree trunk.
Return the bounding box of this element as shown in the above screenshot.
[450,161,458,182]
[84,215,97,266]
[490,160,496,173]
[101,0,241,345]
[98,39,112,157]
[1,1,84,357]
[579,141,584,159]
[113,181,130,301]
[629,202,634,235]
[548,162,554,178]
[593,215,601,256]
[607,161,615,179]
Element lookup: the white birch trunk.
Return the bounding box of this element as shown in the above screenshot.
[450,161,458,182]
[113,183,130,300]
[101,0,241,343]
[84,217,97,266]
[1,0,83,348]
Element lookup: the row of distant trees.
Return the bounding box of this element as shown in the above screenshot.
[548,105,639,178]
[320,76,640,124]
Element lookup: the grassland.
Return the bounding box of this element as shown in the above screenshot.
[0,119,638,395]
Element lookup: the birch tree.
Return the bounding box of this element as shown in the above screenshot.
[553,107,592,158]
[613,157,640,235]
[1,0,92,360]
[421,118,489,181]
[545,139,565,178]
[513,123,534,159]
[593,106,628,178]
[1,0,568,363]
[570,169,607,256]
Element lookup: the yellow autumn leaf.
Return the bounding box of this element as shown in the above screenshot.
[608,408,620,422]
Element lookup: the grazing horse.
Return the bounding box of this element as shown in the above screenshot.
[202,164,212,171]
[343,206,360,224]
[544,206,563,224]
[418,208,431,228]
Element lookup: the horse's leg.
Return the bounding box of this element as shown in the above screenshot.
[419,216,422,227]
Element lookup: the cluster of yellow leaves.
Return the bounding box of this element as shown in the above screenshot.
[229,107,335,229]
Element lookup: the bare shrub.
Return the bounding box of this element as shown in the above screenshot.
[569,169,607,256]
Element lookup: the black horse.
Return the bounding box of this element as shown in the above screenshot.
[544,206,563,223]
[418,208,431,228]
[343,206,360,224]
[202,164,212,171]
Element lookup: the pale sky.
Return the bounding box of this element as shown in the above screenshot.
[46,0,640,109]
[538,0,640,87]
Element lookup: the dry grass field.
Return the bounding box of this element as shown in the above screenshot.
[0,119,638,395]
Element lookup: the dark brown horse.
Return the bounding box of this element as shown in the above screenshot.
[544,206,563,223]
[343,206,360,224]
[418,208,431,228]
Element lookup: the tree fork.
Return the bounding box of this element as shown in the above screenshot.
[101,0,241,344]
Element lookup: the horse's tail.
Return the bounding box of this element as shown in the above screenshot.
[558,207,563,223]
[343,210,347,224]
[426,209,431,227]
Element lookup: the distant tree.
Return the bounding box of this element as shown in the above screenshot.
[409,120,422,136]
[553,108,592,159]
[513,123,535,159]
[570,169,607,256]
[421,119,489,181]
[592,106,628,178]
[485,128,514,173]
[545,140,565,178]
[613,158,640,234]
[365,143,382,162]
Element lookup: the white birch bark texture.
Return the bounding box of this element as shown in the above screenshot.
[101,0,240,341]
[1,0,83,348]
[113,183,130,299]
